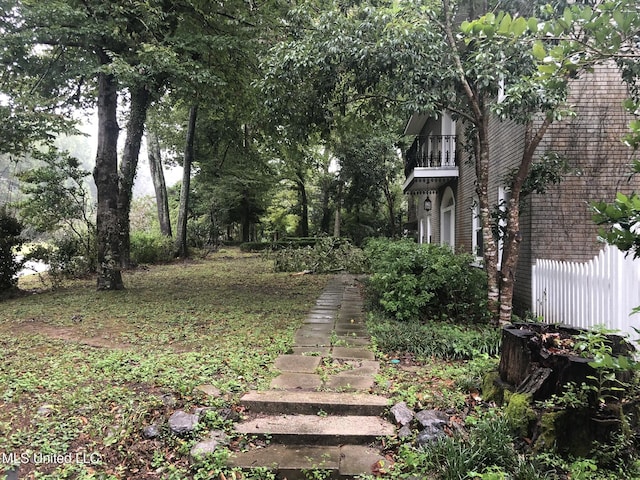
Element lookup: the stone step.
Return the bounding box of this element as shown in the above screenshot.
[234,414,395,446]
[240,390,389,416]
[227,444,385,479]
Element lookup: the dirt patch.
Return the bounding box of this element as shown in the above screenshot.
[11,321,134,350]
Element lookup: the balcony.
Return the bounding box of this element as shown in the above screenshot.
[403,135,459,193]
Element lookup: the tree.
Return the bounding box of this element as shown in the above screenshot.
[261,0,640,324]
[17,149,95,265]
[174,104,198,258]
[146,129,172,237]
[0,0,187,289]
[0,207,23,295]
[259,3,408,241]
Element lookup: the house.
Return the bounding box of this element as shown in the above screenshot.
[403,63,640,331]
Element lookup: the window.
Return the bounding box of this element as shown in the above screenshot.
[440,187,455,248]
[497,75,506,103]
[472,198,483,262]
[497,186,511,268]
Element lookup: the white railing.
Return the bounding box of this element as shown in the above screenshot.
[532,244,640,341]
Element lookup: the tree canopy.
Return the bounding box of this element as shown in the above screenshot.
[1,0,639,306]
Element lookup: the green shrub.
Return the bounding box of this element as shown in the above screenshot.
[24,231,96,288]
[0,209,23,293]
[241,237,322,252]
[364,238,488,322]
[270,237,367,274]
[130,231,174,264]
[368,314,501,360]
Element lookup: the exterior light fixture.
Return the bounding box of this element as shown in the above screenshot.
[424,197,432,212]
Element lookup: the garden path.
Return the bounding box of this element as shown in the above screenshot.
[228,273,395,478]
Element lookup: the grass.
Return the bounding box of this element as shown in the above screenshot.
[5,250,634,479]
[0,249,330,479]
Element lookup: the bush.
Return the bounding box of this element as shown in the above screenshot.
[368,314,501,360]
[241,237,321,252]
[364,238,488,322]
[271,237,367,274]
[130,231,174,264]
[24,231,96,288]
[0,209,23,293]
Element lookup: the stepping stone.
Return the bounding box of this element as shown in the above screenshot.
[306,310,336,317]
[270,373,322,390]
[289,347,331,356]
[333,336,371,347]
[240,390,389,416]
[335,360,380,376]
[325,374,375,392]
[340,445,387,477]
[303,315,335,324]
[294,332,331,347]
[332,347,375,360]
[228,445,341,478]
[234,414,394,445]
[228,445,387,479]
[334,325,369,335]
[297,323,334,333]
[274,355,322,373]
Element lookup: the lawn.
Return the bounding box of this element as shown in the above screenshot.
[0,250,330,479]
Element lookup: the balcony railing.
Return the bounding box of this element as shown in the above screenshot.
[405,135,458,177]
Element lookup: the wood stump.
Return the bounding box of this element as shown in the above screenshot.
[499,323,633,401]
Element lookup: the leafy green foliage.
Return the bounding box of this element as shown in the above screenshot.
[130,231,174,265]
[368,315,501,360]
[364,238,489,322]
[385,410,544,480]
[271,237,367,274]
[0,208,23,294]
[1,251,328,477]
[593,192,640,259]
[24,231,96,289]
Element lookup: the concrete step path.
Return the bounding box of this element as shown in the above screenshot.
[229,274,394,479]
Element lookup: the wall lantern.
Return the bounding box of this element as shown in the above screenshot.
[424,197,432,212]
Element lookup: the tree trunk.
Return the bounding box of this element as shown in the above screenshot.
[475,122,500,323]
[118,86,151,268]
[320,184,332,234]
[93,70,124,290]
[333,182,342,238]
[175,104,198,258]
[442,0,499,322]
[498,118,553,324]
[147,130,172,237]
[296,173,309,237]
[241,192,251,243]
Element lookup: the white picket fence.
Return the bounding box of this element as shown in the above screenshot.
[531,244,640,340]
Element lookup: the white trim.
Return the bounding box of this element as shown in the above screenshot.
[440,187,456,249]
[472,197,483,263]
[497,186,510,269]
[497,76,506,103]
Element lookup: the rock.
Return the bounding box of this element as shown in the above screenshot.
[161,394,177,407]
[194,407,214,418]
[168,410,198,435]
[414,410,449,447]
[194,384,222,397]
[142,424,161,439]
[415,409,449,429]
[416,427,445,446]
[36,404,55,416]
[190,430,229,458]
[398,425,413,439]
[390,402,414,426]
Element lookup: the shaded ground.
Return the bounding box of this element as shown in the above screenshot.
[0,250,331,479]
